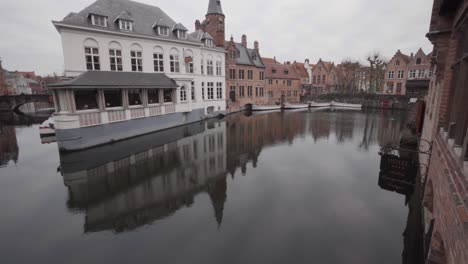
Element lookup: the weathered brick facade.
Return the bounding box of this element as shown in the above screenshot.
[0,60,8,96]
[383,49,432,95]
[197,0,267,112]
[263,58,301,104]
[421,1,468,263]
[310,59,338,94]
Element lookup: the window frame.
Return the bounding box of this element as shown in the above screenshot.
[85,47,100,71]
[130,51,143,72]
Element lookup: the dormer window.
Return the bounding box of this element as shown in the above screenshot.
[91,15,107,27]
[157,26,169,36]
[229,50,236,60]
[205,39,213,47]
[119,20,133,31]
[252,53,257,61]
[416,58,422,65]
[272,69,277,74]
[178,30,187,39]
[284,70,289,75]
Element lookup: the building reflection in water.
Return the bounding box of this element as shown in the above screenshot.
[0,124,19,167]
[60,121,227,233]
[59,108,406,234]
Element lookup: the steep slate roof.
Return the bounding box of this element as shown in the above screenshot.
[262,57,300,79]
[293,62,308,77]
[114,11,133,22]
[189,30,214,42]
[54,0,200,45]
[226,42,265,68]
[48,71,178,89]
[207,0,224,15]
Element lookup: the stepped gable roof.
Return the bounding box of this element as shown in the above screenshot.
[54,0,199,44]
[48,71,178,89]
[263,57,300,79]
[312,59,334,73]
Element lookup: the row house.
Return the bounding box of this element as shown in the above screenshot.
[263,58,301,104]
[309,59,338,94]
[50,0,226,151]
[196,0,267,111]
[420,0,468,263]
[292,61,311,97]
[384,49,432,95]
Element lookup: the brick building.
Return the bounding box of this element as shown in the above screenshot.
[0,60,8,95]
[384,49,432,95]
[310,59,338,94]
[420,0,468,263]
[262,58,301,104]
[196,0,266,111]
[292,61,311,97]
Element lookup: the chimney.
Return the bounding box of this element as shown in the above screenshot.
[242,34,247,48]
[195,20,201,31]
[274,56,276,63]
[411,53,414,58]
[254,40,259,52]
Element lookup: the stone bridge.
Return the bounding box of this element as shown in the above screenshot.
[0,95,52,112]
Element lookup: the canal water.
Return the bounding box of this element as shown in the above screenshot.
[0,109,415,264]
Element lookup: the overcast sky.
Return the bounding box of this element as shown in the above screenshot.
[0,0,433,75]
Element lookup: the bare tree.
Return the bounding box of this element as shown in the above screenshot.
[336,60,362,94]
[367,53,387,94]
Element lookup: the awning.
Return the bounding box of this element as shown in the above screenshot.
[48,71,178,90]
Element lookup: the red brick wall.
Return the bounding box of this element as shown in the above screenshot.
[422,1,468,263]
[226,64,267,110]
[265,78,301,104]
[204,14,225,48]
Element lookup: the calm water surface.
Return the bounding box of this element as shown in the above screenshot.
[0,109,411,264]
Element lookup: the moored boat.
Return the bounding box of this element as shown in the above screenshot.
[252,105,282,111]
[331,101,362,109]
[283,103,309,110]
[39,116,55,137]
[310,102,331,107]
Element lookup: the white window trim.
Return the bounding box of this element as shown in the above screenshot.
[119,20,133,31]
[91,15,107,27]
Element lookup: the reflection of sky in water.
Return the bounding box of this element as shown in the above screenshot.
[0,110,408,264]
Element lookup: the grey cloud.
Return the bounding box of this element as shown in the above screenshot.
[0,0,433,75]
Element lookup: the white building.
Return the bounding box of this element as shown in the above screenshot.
[50,0,227,151]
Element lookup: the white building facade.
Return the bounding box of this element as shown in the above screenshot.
[50,0,227,151]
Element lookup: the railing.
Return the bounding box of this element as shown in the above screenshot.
[131,108,145,119]
[148,105,162,116]
[165,104,176,114]
[108,109,126,123]
[79,111,101,127]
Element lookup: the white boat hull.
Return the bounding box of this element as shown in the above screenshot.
[283,104,309,109]
[310,102,331,108]
[252,105,282,111]
[331,102,362,109]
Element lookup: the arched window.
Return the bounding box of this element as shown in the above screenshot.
[185,50,194,74]
[153,46,164,72]
[130,43,143,72]
[180,86,187,102]
[83,38,100,70]
[396,60,400,66]
[170,48,180,73]
[416,58,422,65]
[109,41,122,71]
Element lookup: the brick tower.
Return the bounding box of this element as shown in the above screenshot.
[205,0,225,47]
